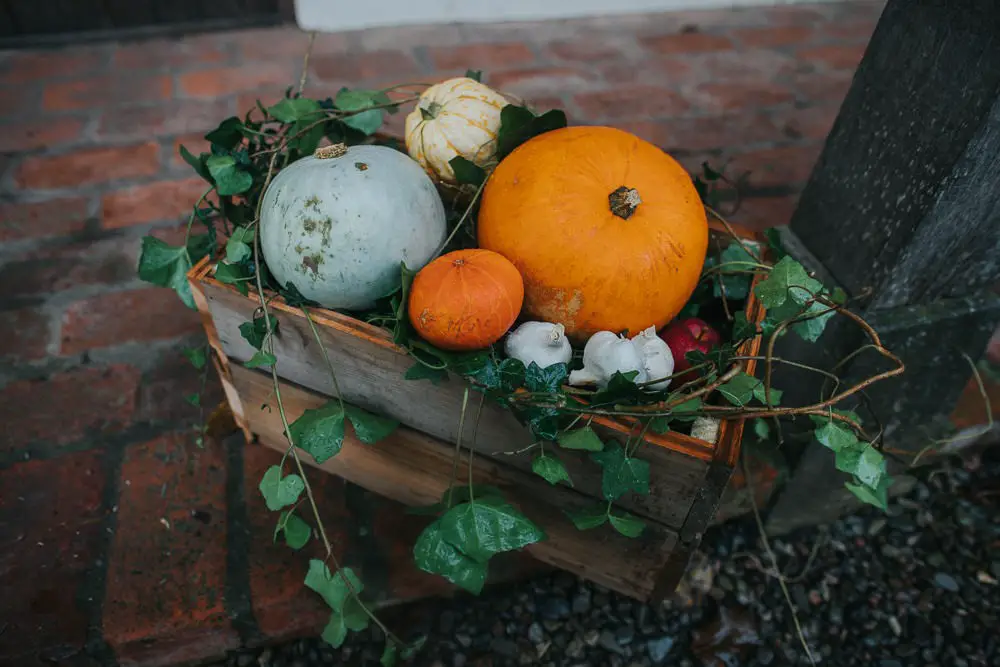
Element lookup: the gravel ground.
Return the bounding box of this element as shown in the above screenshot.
[224,449,1000,667]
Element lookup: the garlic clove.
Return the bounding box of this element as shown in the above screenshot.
[632,325,674,391]
[569,330,647,388]
[505,321,572,369]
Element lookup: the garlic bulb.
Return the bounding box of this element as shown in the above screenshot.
[504,321,572,369]
[690,417,720,444]
[633,326,675,391]
[568,331,648,388]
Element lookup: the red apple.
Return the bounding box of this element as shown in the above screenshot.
[658,317,722,377]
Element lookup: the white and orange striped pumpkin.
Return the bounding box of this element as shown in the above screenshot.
[404,77,508,184]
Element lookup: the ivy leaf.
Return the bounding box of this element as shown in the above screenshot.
[289,401,346,464]
[279,281,318,308]
[649,417,671,435]
[835,443,885,489]
[238,313,276,350]
[670,397,703,421]
[137,236,195,308]
[831,287,848,305]
[497,105,568,159]
[268,97,322,122]
[439,496,545,563]
[810,409,863,427]
[450,156,486,186]
[763,228,788,261]
[214,261,251,296]
[566,507,608,530]
[731,311,756,341]
[204,116,244,149]
[752,382,782,407]
[845,475,891,511]
[184,392,201,407]
[522,405,561,441]
[557,426,605,452]
[590,370,644,405]
[245,349,277,369]
[712,242,757,300]
[381,642,397,667]
[791,299,835,343]
[463,355,500,389]
[182,346,207,370]
[344,405,398,445]
[524,362,568,393]
[609,511,646,538]
[179,144,212,182]
[305,561,369,648]
[590,441,650,501]
[259,465,304,511]
[413,520,488,594]
[719,372,760,407]
[405,363,449,385]
[814,420,859,452]
[465,69,482,82]
[274,510,311,550]
[392,263,419,346]
[342,109,383,135]
[531,454,572,486]
[753,418,771,440]
[754,256,824,314]
[335,89,387,135]
[226,226,255,263]
[406,484,505,517]
[497,358,526,392]
[186,232,214,264]
[206,155,253,196]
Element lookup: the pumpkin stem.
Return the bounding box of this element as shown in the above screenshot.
[609,186,642,220]
[420,102,443,121]
[314,143,348,159]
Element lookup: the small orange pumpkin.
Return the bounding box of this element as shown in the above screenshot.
[408,249,525,351]
[478,125,708,342]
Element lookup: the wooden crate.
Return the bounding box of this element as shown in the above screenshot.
[187,225,764,601]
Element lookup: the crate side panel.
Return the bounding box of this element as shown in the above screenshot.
[230,364,677,600]
[202,282,703,528]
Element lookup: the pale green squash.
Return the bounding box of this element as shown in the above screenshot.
[260,144,447,310]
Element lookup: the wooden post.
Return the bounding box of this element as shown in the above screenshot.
[765,0,1000,534]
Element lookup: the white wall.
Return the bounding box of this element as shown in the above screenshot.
[294,0,840,32]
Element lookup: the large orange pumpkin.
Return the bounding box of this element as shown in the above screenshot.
[408,249,524,351]
[478,126,708,342]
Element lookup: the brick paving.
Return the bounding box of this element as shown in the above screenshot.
[0,1,994,664]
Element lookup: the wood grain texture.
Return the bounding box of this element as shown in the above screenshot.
[200,279,709,528]
[230,363,679,600]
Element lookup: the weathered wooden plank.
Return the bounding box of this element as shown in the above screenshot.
[201,280,709,528]
[229,363,679,600]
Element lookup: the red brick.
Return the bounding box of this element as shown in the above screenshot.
[599,57,693,87]
[793,71,854,104]
[244,444,344,640]
[732,195,800,231]
[0,237,139,299]
[641,31,734,55]
[573,85,690,121]
[620,113,783,152]
[60,287,201,355]
[797,44,867,71]
[0,365,140,451]
[428,41,535,71]
[15,142,160,190]
[0,308,51,362]
[43,75,172,111]
[733,25,815,48]
[310,50,421,85]
[694,50,797,82]
[777,104,840,141]
[235,26,352,60]
[0,197,91,243]
[103,432,237,662]
[728,144,822,189]
[1,48,106,84]
[0,451,108,663]
[235,86,292,119]
[0,83,37,116]
[113,39,228,70]
[692,81,795,112]
[171,133,212,170]
[547,39,627,62]
[97,98,233,142]
[136,348,225,428]
[178,62,298,98]
[824,19,880,42]
[0,116,85,153]
[101,177,208,229]
[489,67,598,97]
